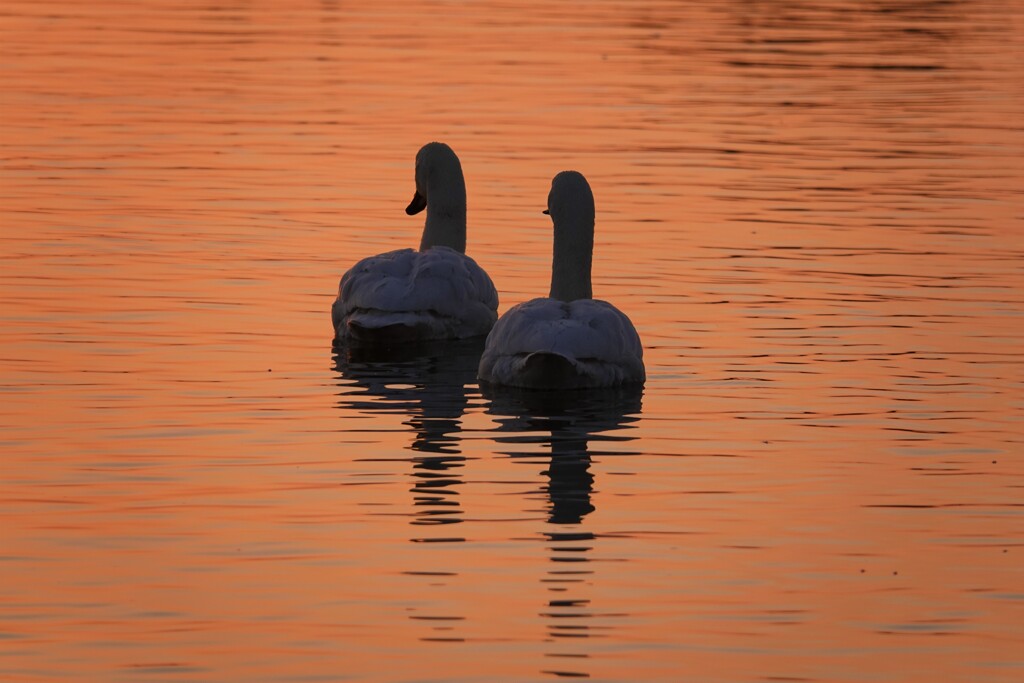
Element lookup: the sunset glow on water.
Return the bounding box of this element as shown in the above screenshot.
[1,1,1022,681]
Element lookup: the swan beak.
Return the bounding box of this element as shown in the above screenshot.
[542,209,550,215]
[406,191,427,215]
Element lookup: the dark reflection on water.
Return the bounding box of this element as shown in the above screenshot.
[332,339,485,535]
[486,386,643,678]
[332,344,645,667]
[486,386,643,524]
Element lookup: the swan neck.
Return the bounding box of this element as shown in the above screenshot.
[418,163,467,253]
[549,213,593,302]
[420,204,466,253]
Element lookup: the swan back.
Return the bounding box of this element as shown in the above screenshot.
[478,298,644,388]
[333,246,497,342]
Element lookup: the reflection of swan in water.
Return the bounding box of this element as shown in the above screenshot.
[485,385,642,675]
[486,385,642,523]
[331,339,484,532]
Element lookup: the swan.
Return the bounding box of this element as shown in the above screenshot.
[331,142,498,345]
[478,171,645,389]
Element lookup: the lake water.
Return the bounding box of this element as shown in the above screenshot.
[1,1,1022,681]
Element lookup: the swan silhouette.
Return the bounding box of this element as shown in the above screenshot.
[478,171,645,389]
[332,143,498,345]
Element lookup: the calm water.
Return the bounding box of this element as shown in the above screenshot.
[2,1,1022,681]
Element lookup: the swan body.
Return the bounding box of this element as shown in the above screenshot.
[479,171,644,389]
[333,246,497,343]
[332,142,498,344]
[479,297,644,389]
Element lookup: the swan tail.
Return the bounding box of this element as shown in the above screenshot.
[337,309,481,345]
[514,352,588,389]
[346,319,433,345]
[480,350,644,389]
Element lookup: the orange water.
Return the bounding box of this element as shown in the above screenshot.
[1,1,1022,681]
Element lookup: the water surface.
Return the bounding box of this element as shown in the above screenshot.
[1,1,1022,681]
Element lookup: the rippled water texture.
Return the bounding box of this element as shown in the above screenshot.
[2,1,1022,681]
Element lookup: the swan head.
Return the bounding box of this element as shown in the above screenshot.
[407,142,468,253]
[545,170,595,225]
[546,171,594,302]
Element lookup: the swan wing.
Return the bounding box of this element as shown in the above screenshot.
[333,247,498,342]
[479,298,644,388]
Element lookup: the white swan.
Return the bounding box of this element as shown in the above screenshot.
[478,171,645,389]
[332,142,498,345]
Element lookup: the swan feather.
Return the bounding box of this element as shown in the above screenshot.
[333,246,498,342]
[479,297,644,388]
